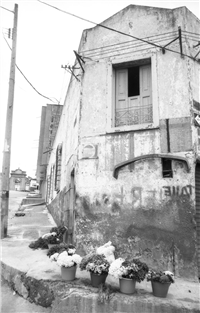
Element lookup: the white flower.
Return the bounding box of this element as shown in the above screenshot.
[71,254,82,265]
[42,232,57,239]
[109,258,125,278]
[163,271,174,279]
[50,253,59,262]
[56,251,82,268]
[42,232,51,239]
[68,248,76,255]
[96,242,115,264]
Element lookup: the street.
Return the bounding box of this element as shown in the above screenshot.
[1,191,52,313]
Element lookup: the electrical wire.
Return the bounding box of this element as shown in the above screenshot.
[182,33,200,40]
[80,33,177,54]
[0,5,14,13]
[3,34,59,104]
[81,32,197,58]
[37,0,162,49]
[81,34,178,58]
[182,35,200,43]
[37,0,200,62]
[182,30,200,36]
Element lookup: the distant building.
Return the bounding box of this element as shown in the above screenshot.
[36,104,63,199]
[10,168,27,191]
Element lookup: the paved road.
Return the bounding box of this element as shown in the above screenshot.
[1,191,52,313]
[1,277,51,313]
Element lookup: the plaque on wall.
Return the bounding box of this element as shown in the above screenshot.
[81,144,98,159]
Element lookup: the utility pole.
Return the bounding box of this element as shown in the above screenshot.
[1,4,18,238]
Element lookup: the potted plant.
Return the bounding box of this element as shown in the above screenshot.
[50,248,82,281]
[42,231,61,248]
[50,225,68,241]
[80,253,110,287]
[29,237,49,250]
[147,270,174,298]
[47,243,76,257]
[109,258,149,294]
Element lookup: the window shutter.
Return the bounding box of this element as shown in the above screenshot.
[139,65,153,123]
[115,69,128,126]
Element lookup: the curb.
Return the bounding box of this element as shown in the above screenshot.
[1,260,199,313]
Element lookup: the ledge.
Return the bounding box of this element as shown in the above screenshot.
[113,153,190,179]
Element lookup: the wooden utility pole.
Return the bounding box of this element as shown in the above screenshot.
[1,4,18,238]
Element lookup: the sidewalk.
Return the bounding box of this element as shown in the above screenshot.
[1,195,200,313]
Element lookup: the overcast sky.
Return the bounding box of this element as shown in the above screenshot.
[0,0,199,178]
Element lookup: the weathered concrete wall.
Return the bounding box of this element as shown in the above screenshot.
[75,153,197,279]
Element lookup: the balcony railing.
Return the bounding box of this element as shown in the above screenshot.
[115,104,153,127]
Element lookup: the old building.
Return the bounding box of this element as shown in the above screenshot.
[10,168,27,191]
[36,104,63,198]
[43,5,200,279]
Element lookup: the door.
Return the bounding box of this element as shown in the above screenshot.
[195,162,200,279]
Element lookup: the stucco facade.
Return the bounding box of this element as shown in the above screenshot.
[45,5,200,279]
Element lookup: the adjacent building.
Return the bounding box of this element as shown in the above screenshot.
[36,104,63,198]
[39,5,200,279]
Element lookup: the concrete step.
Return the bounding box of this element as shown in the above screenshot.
[21,198,45,205]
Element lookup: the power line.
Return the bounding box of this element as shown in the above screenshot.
[37,0,162,49]
[80,33,177,54]
[0,5,14,13]
[37,0,200,62]
[182,30,200,36]
[81,34,178,58]
[3,34,58,103]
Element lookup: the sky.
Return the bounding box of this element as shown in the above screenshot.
[0,0,199,178]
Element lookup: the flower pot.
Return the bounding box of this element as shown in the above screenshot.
[151,281,171,298]
[90,272,108,287]
[48,243,58,249]
[61,265,77,281]
[119,278,136,294]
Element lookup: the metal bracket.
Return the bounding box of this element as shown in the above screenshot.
[161,27,183,57]
[73,50,85,73]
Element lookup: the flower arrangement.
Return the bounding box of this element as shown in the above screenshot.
[54,251,82,268]
[50,226,67,240]
[109,258,149,282]
[96,241,115,264]
[80,253,110,275]
[42,231,61,244]
[47,243,76,257]
[29,237,49,250]
[50,244,82,268]
[147,270,175,284]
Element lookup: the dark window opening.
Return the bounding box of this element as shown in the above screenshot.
[128,66,140,97]
[162,158,173,178]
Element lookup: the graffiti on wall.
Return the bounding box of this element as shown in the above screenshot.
[163,185,193,197]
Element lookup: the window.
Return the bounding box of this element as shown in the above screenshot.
[114,62,152,127]
[162,158,173,178]
[50,165,55,200]
[55,144,62,192]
